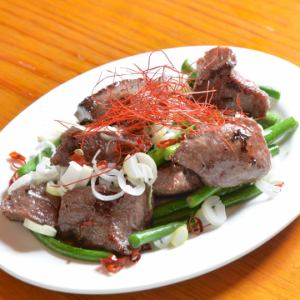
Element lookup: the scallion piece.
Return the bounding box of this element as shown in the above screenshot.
[259,85,281,100]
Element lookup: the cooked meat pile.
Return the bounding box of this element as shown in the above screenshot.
[173,117,271,187]
[1,46,273,256]
[75,78,145,124]
[1,183,151,255]
[58,185,152,255]
[193,47,270,118]
[1,184,60,227]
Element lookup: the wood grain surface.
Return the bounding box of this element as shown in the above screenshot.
[0,0,299,299]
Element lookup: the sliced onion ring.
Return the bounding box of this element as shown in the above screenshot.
[23,218,57,237]
[153,234,173,249]
[8,172,33,194]
[117,170,145,196]
[135,152,157,182]
[91,176,125,201]
[255,178,282,197]
[46,181,66,197]
[170,224,189,247]
[123,155,143,180]
[201,196,227,227]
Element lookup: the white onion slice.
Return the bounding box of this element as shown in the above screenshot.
[23,218,57,237]
[202,196,227,227]
[138,163,154,185]
[194,208,210,227]
[123,152,157,185]
[34,157,59,183]
[117,170,145,196]
[149,124,181,144]
[91,175,125,201]
[99,168,119,184]
[91,149,101,168]
[60,161,82,190]
[123,155,143,180]
[153,234,173,249]
[35,141,56,158]
[46,181,66,197]
[135,152,157,182]
[170,224,189,247]
[8,173,33,194]
[255,179,282,197]
[150,125,168,144]
[76,165,93,187]
[75,106,92,123]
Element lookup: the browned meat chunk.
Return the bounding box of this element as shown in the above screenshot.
[153,163,202,196]
[75,78,145,123]
[173,117,271,187]
[193,47,269,118]
[1,184,60,226]
[51,127,150,166]
[57,185,152,255]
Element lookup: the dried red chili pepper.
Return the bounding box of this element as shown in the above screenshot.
[69,153,88,166]
[156,138,178,149]
[187,216,204,235]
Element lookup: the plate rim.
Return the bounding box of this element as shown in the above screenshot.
[0,45,300,294]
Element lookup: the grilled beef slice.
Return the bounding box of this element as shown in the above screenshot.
[75,78,145,123]
[173,117,271,187]
[1,184,60,226]
[51,126,150,167]
[193,47,269,118]
[57,185,152,255]
[153,163,202,196]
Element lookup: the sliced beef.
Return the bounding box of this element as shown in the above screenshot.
[57,185,152,255]
[193,47,269,118]
[153,163,202,196]
[51,126,150,166]
[75,78,145,123]
[1,184,60,226]
[173,117,271,187]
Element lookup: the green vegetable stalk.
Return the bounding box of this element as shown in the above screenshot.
[17,148,53,177]
[33,232,112,262]
[128,221,185,248]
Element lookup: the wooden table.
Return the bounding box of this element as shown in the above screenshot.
[1,1,299,299]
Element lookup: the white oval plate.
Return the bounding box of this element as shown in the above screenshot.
[0,46,299,294]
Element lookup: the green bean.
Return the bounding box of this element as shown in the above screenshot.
[257,111,280,129]
[264,117,298,145]
[186,186,222,208]
[32,232,112,262]
[269,144,280,157]
[153,185,262,226]
[128,221,186,248]
[259,85,281,100]
[215,185,245,196]
[147,147,165,167]
[221,185,261,208]
[181,59,197,87]
[153,198,188,219]
[153,208,196,226]
[153,185,245,220]
[181,59,195,74]
[163,143,180,160]
[17,147,53,176]
[148,143,180,167]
